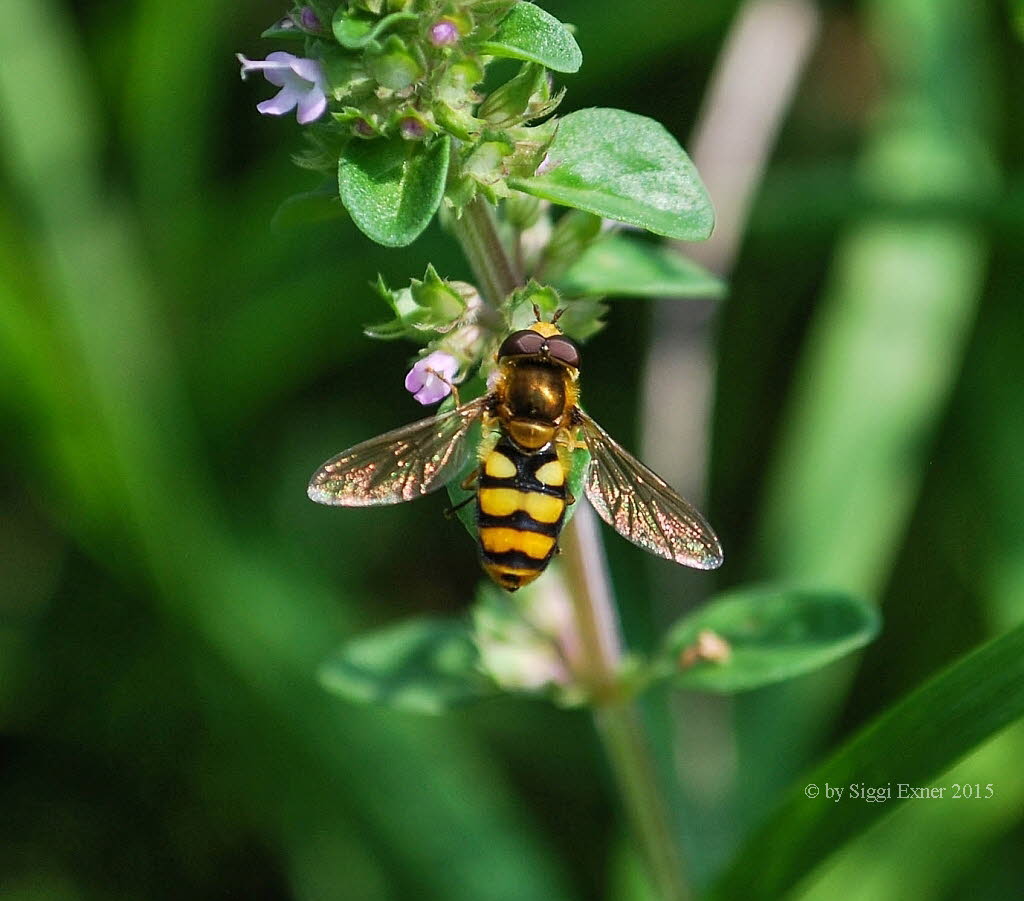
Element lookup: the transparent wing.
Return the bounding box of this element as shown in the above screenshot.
[576,409,723,569]
[308,397,487,507]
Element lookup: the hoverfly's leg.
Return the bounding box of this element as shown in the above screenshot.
[444,495,475,519]
[425,367,461,407]
[554,435,579,506]
[443,467,479,519]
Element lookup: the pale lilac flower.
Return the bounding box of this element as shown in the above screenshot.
[405,351,458,405]
[236,52,327,125]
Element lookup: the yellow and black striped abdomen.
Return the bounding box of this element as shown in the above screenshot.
[477,438,567,592]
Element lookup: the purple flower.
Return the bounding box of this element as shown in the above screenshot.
[236,52,327,125]
[429,20,460,47]
[405,351,459,405]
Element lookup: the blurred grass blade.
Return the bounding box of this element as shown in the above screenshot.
[555,234,725,299]
[654,587,878,694]
[0,4,577,898]
[710,620,1024,901]
[733,0,994,824]
[320,617,494,714]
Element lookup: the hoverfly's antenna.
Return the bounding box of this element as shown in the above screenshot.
[531,304,566,325]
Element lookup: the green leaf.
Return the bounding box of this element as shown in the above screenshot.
[657,587,879,694]
[332,9,416,49]
[319,617,493,714]
[270,184,346,232]
[260,18,307,40]
[509,108,714,241]
[338,135,451,247]
[480,2,582,73]
[555,234,725,299]
[710,620,1024,901]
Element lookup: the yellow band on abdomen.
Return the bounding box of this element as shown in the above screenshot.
[479,527,556,560]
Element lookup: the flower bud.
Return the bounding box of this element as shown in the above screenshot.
[366,35,424,92]
[333,107,382,138]
[411,265,466,322]
[504,192,543,229]
[394,107,436,141]
[298,6,321,31]
[540,210,603,279]
[429,19,461,47]
[478,63,547,128]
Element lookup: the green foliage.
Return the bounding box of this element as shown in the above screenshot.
[509,108,715,240]
[338,134,451,246]
[6,0,1024,898]
[555,234,725,299]
[319,617,491,713]
[270,183,346,231]
[331,9,417,49]
[711,620,1024,900]
[653,587,879,694]
[480,2,583,73]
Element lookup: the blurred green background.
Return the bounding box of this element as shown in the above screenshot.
[3,0,1024,899]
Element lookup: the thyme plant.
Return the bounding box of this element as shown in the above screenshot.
[238,2,879,896]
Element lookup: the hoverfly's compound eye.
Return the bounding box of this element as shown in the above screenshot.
[545,336,581,368]
[498,329,546,358]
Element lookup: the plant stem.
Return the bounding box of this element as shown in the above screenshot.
[596,704,693,901]
[450,194,523,307]
[563,507,692,901]
[450,196,692,901]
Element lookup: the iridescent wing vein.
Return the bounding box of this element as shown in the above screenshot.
[308,397,487,506]
[576,409,723,569]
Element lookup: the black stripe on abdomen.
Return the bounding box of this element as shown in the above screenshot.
[480,549,549,572]
[476,510,560,535]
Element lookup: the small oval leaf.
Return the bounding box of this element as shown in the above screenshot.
[338,135,451,247]
[480,3,582,73]
[509,108,714,241]
[271,184,347,233]
[658,586,880,694]
[319,617,493,714]
[555,234,726,299]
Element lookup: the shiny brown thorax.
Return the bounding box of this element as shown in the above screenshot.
[494,358,573,451]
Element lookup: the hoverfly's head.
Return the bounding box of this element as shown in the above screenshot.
[497,321,581,369]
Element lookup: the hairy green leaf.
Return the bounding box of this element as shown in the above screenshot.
[509,108,714,240]
[657,587,879,694]
[338,135,450,247]
[556,234,725,299]
[710,621,1024,900]
[319,617,492,714]
[480,2,582,73]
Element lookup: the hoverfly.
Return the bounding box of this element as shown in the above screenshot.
[308,315,723,591]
